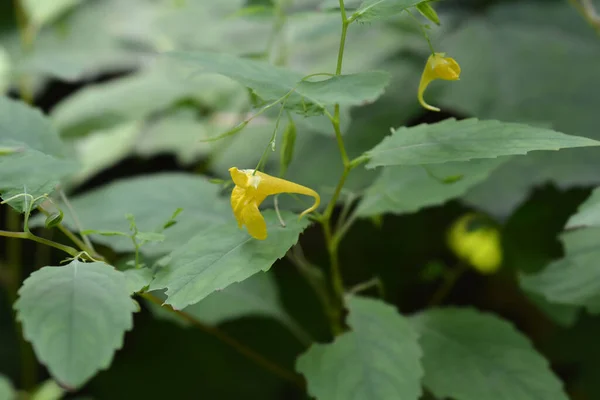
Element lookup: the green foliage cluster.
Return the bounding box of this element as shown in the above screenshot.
[0,0,599,399]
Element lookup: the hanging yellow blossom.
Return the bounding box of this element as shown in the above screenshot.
[418,52,461,112]
[447,213,502,274]
[229,167,320,240]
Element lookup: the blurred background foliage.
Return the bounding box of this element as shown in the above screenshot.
[1,0,600,398]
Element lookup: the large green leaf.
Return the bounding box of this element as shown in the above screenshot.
[566,187,600,229]
[51,66,246,137]
[15,261,136,389]
[0,96,76,210]
[442,2,600,217]
[166,51,390,108]
[150,210,309,310]
[356,158,507,217]
[411,308,569,400]
[45,173,232,255]
[351,0,423,23]
[6,0,145,82]
[296,296,423,400]
[520,228,600,313]
[0,374,15,400]
[365,118,599,168]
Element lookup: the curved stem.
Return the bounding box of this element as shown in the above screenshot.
[142,293,304,388]
[0,230,80,258]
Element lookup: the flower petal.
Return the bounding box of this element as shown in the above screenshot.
[418,52,461,112]
[229,167,250,188]
[230,186,246,228]
[251,171,320,215]
[241,201,268,240]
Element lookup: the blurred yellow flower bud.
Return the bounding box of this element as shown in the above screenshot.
[418,52,461,112]
[447,213,502,274]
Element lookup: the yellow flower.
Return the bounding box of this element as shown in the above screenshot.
[447,213,502,274]
[418,52,461,112]
[229,167,320,240]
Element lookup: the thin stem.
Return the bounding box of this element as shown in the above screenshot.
[0,230,80,258]
[142,293,304,388]
[12,0,35,104]
[58,190,96,254]
[428,263,469,307]
[348,277,385,297]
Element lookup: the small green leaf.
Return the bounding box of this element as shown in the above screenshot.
[0,375,15,400]
[279,118,297,177]
[411,308,569,400]
[351,0,424,23]
[124,268,154,295]
[150,211,309,310]
[162,208,183,230]
[15,260,136,389]
[566,186,600,229]
[416,2,440,25]
[297,296,423,400]
[365,118,599,168]
[44,210,64,228]
[356,158,507,217]
[136,231,166,243]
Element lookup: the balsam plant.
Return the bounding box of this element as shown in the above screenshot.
[1,0,600,399]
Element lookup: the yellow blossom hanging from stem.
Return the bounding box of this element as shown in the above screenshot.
[229,167,320,240]
[418,52,461,112]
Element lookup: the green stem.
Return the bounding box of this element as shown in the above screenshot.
[142,293,304,388]
[428,263,469,307]
[0,230,80,258]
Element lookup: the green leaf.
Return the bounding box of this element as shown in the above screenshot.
[416,2,439,25]
[411,308,569,400]
[295,71,390,107]
[442,3,600,217]
[365,118,599,169]
[520,228,600,313]
[356,158,507,217]
[51,67,243,137]
[124,268,154,295]
[351,0,423,23]
[0,374,15,400]
[0,97,77,210]
[296,296,423,400]
[136,232,166,243]
[36,173,232,255]
[22,0,84,27]
[15,260,136,389]
[566,187,600,229]
[150,211,309,310]
[167,51,389,109]
[150,271,308,341]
